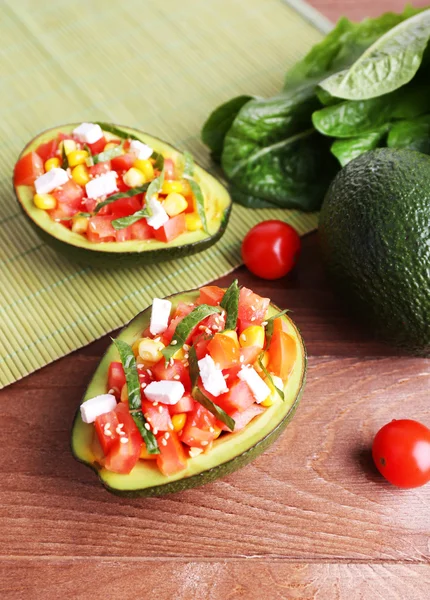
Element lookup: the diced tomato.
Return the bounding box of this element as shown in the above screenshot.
[48,202,77,225]
[36,139,58,162]
[152,358,191,391]
[163,302,195,343]
[86,136,106,155]
[197,286,225,306]
[94,410,120,455]
[181,404,217,450]
[58,132,75,142]
[222,404,265,432]
[88,215,116,240]
[82,198,97,213]
[116,227,132,242]
[192,334,211,360]
[185,195,195,213]
[52,179,85,208]
[142,399,172,432]
[108,362,126,396]
[240,345,261,366]
[153,214,186,243]
[237,287,270,332]
[169,393,195,415]
[88,161,111,178]
[273,316,289,334]
[200,312,226,333]
[207,333,239,369]
[216,379,255,414]
[108,196,141,218]
[130,219,153,240]
[103,403,143,474]
[14,152,44,186]
[111,153,135,172]
[163,158,175,180]
[115,177,131,193]
[268,331,297,379]
[156,431,188,476]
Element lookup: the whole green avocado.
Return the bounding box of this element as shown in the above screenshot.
[319,148,430,356]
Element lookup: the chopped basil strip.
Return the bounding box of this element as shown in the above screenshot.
[63,212,91,221]
[88,144,123,166]
[145,162,165,203]
[182,151,208,233]
[113,338,159,454]
[220,279,239,331]
[153,152,164,171]
[61,144,68,170]
[111,206,152,230]
[161,304,222,362]
[83,144,93,165]
[258,353,284,401]
[94,183,150,214]
[189,346,235,431]
[95,122,141,141]
[264,309,289,347]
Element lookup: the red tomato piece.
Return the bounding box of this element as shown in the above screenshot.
[156,431,188,475]
[108,196,141,218]
[82,198,97,213]
[169,393,195,415]
[222,404,265,432]
[240,345,261,366]
[153,214,186,243]
[88,215,116,240]
[192,334,211,360]
[268,331,297,380]
[273,317,289,334]
[130,219,153,240]
[237,287,270,333]
[86,136,106,155]
[372,419,430,488]
[163,302,195,343]
[88,161,111,178]
[197,286,225,306]
[103,403,143,474]
[181,404,217,450]
[207,333,240,369]
[163,158,175,180]
[94,410,120,456]
[115,227,132,242]
[111,153,135,172]
[216,379,255,414]
[36,138,58,162]
[47,202,77,225]
[52,179,84,208]
[14,152,44,186]
[108,361,126,396]
[142,399,173,432]
[152,358,191,391]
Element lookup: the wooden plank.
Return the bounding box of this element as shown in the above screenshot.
[1,560,430,600]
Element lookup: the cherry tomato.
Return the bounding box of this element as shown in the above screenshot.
[241,220,301,280]
[372,419,430,488]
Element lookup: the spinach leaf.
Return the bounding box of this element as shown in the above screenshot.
[188,346,235,431]
[113,339,159,454]
[319,9,430,100]
[61,144,68,169]
[161,304,222,362]
[95,122,141,141]
[182,152,208,233]
[220,280,239,330]
[387,114,430,153]
[201,95,254,162]
[257,354,284,401]
[94,183,150,214]
[330,126,390,166]
[88,145,123,166]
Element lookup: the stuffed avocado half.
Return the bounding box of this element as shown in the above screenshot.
[14,123,231,267]
[71,283,306,497]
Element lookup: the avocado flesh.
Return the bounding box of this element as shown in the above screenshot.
[15,125,232,266]
[319,148,430,356]
[71,291,306,497]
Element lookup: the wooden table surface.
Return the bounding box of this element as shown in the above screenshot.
[1,1,430,599]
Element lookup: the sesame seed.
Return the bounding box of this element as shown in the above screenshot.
[224,374,229,380]
[108,388,115,394]
[198,325,206,330]
[153,401,159,406]
[165,432,170,439]
[120,437,129,444]
[158,406,163,413]
[173,374,180,380]
[251,305,256,310]
[168,423,174,430]
[251,316,256,322]
[137,364,144,370]
[144,423,151,430]
[147,369,152,376]
[183,344,189,351]
[105,430,112,437]
[184,353,189,359]
[170,358,174,366]
[209,427,215,433]
[154,337,161,342]
[153,428,159,435]
[241,334,247,342]
[104,423,111,430]
[171,340,178,345]
[240,355,245,363]
[262,321,268,326]
[201,441,209,446]
[115,424,124,434]
[184,361,189,367]
[215,363,221,369]
[141,382,147,389]
[161,438,167,446]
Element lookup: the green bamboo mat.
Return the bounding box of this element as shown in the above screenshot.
[0,0,330,388]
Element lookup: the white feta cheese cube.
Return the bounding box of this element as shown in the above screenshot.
[34,168,69,194]
[144,380,185,405]
[146,196,169,230]
[198,354,228,397]
[150,298,172,335]
[238,367,271,404]
[73,122,103,144]
[129,140,153,160]
[85,171,118,199]
[80,393,117,423]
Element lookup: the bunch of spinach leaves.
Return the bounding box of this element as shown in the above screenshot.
[201,6,430,210]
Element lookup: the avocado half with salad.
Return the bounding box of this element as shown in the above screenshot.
[14,122,231,266]
[72,281,306,496]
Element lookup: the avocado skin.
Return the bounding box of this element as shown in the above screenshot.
[319,148,430,356]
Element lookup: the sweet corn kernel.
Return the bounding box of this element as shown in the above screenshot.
[134,158,154,181]
[72,215,89,234]
[172,347,186,360]
[71,164,90,186]
[171,413,187,432]
[137,337,165,363]
[68,149,89,167]
[44,157,61,171]
[213,426,222,439]
[222,330,239,347]
[60,139,77,155]
[185,213,203,231]
[33,193,57,210]
[104,142,122,151]
[163,192,188,217]
[239,325,265,349]
[123,167,145,188]
[162,180,185,195]
[254,350,269,375]
[260,396,274,407]
[140,442,157,460]
[120,383,128,403]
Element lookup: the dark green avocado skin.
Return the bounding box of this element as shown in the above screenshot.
[319,148,430,356]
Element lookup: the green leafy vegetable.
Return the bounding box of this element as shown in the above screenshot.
[95,122,141,141]
[182,152,208,232]
[87,145,123,166]
[319,9,430,100]
[61,144,68,169]
[330,126,389,166]
[113,339,159,454]
[220,280,239,331]
[188,346,235,431]
[264,309,289,348]
[161,304,222,362]
[387,114,430,153]
[94,183,150,214]
[257,354,284,401]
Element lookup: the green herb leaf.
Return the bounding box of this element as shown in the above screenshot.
[188,346,235,431]
[182,151,208,233]
[330,126,389,166]
[113,338,159,454]
[257,353,284,401]
[319,9,430,100]
[220,279,239,331]
[61,144,68,169]
[162,304,222,362]
[62,212,92,221]
[387,114,430,153]
[88,145,123,166]
[111,206,152,230]
[153,152,164,171]
[94,183,150,214]
[95,122,141,141]
[264,309,289,348]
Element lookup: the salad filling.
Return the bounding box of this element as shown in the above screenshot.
[80,282,298,477]
[14,122,208,244]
